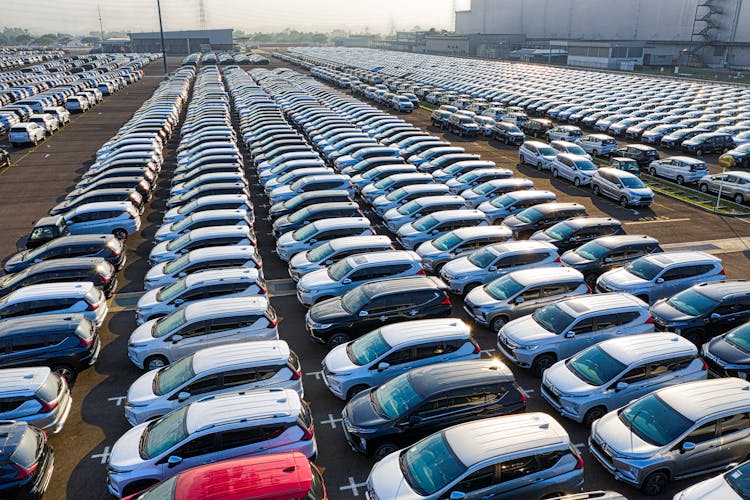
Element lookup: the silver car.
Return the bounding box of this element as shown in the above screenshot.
[698,171,750,205]
[397,209,488,250]
[591,167,654,207]
[477,189,558,224]
[382,195,468,233]
[416,225,513,273]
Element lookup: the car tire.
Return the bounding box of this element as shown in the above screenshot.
[52,365,77,385]
[641,470,669,497]
[592,184,601,196]
[676,176,685,185]
[552,169,559,178]
[113,228,128,240]
[537,161,543,171]
[734,193,745,205]
[593,149,599,156]
[583,406,607,427]
[574,177,581,187]
[346,384,368,401]
[373,442,399,461]
[649,167,657,176]
[699,183,709,193]
[531,354,556,378]
[145,355,168,371]
[696,148,703,156]
[619,196,629,207]
[463,282,482,294]
[327,332,351,349]
[490,316,509,332]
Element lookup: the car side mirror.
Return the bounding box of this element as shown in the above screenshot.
[568,236,578,242]
[33,258,43,263]
[377,362,390,371]
[681,442,696,453]
[450,492,467,500]
[603,257,612,263]
[65,219,72,225]
[177,272,186,278]
[409,415,422,425]
[655,277,665,284]
[167,456,183,467]
[309,239,317,244]
[726,462,739,471]
[358,310,368,317]
[615,381,629,391]
[710,313,720,320]
[171,334,183,343]
[177,391,190,402]
[564,331,575,339]
[324,259,333,265]
[342,278,352,285]
[514,297,525,304]
[488,265,497,272]
[430,230,438,235]
[173,298,184,305]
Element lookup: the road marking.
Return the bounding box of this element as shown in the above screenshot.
[339,477,367,497]
[91,446,111,464]
[574,443,586,450]
[624,217,691,225]
[663,236,750,255]
[108,396,127,406]
[320,413,343,429]
[306,370,323,381]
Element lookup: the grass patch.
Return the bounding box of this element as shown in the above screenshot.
[641,174,750,216]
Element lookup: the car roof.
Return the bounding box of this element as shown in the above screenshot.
[592,234,659,249]
[508,267,584,286]
[348,250,418,266]
[0,313,87,338]
[365,275,447,295]
[668,156,705,164]
[691,279,750,300]
[7,281,94,301]
[21,257,107,273]
[379,318,470,345]
[523,140,548,148]
[325,235,392,250]
[597,167,639,179]
[447,225,511,239]
[0,366,50,393]
[600,333,696,366]
[185,296,268,321]
[185,225,253,239]
[445,412,569,467]
[310,217,370,229]
[409,359,514,396]
[505,190,557,201]
[530,202,586,214]
[192,340,290,374]
[187,388,301,433]
[657,378,750,422]
[644,251,720,267]
[425,209,485,222]
[184,246,256,262]
[45,234,116,247]
[559,216,621,229]
[183,267,260,287]
[558,292,646,315]
[70,201,134,213]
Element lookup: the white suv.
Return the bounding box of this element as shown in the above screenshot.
[0,282,108,326]
[518,140,558,170]
[550,153,598,187]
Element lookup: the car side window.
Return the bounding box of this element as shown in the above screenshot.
[537,450,568,470]
[684,420,719,444]
[447,465,497,495]
[593,314,620,331]
[519,286,542,301]
[364,296,390,314]
[382,347,414,366]
[542,284,568,297]
[619,365,648,384]
[660,266,689,281]
[719,413,750,436]
[499,455,540,483]
[184,375,220,396]
[177,320,211,339]
[218,426,285,452]
[173,433,217,459]
[569,318,594,335]
[414,342,448,360]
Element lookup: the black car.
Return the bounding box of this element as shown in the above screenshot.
[342,359,526,460]
[521,118,554,138]
[49,187,144,216]
[702,320,750,378]
[681,132,735,155]
[268,189,353,219]
[0,148,9,169]
[491,122,525,145]
[615,144,660,167]
[501,202,588,240]
[306,276,452,348]
[719,143,750,169]
[659,128,710,150]
[24,216,70,249]
[272,202,363,237]
[652,280,750,345]
[0,422,54,499]
[561,234,662,286]
[4,234,125,273]
[0,314,100,383]
[0,257,117,299]
[529,217,625,252]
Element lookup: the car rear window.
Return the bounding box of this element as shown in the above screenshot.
[84,287,102,305]
[35,373,61,403]
[10,428,40,469]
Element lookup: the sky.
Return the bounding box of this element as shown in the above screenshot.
[2,0,459,36]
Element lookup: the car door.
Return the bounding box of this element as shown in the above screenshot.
[559,317,596,359]
[717,412,750,464]
[675,419,723,477]
[706,301,747,335]
[168,320,211,360]
[439,463,499,499]
[171,373,221,405]
[354,296,392,334]
[654,265,694,300]
[370,346,416,384]
[158,433,220,476]
[509,285,545,319]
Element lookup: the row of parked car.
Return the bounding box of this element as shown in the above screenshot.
[249,57,750,498]
[181,51,270,67]
[0,61,191,499]
[0,49,64,71]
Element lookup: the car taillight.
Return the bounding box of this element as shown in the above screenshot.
[586,285,592,293]
[259,284,267,294]
[575,455,585,470]
[38,398,58,413]
[416,268,425,275]
[86,301,99,311]
[267,317,278,328]
[78,334,94,347]
[553,256,561,263]
[719,268,726,276]
[645,316,654,324]
[471,340,481,354]
[290,368,301,380]
[13,462,38,480]
[301,425,314,440]
[701,358,709,371]
[440,296,451,306]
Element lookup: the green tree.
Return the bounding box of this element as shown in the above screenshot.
[81,36,101,46]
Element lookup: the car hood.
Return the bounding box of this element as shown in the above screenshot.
[3,251,26,270]
[346,390,390,428]
[136,288,161,310]
[501,215,523,228]
[145,263,168,282]
[593,411,661,457]
[676,474,740,500]
[310,297,351,323]
[149,241,170,259]
[108,423,148,470]
[324,342,359,374]
[707,335,750,365]
[442,257,481,276]
[415,241,442,257]
[154,223,177,240]
[299,268,335,290]
[650,299,695,323]
[529,230,556,242]
[269,185,293,198]
[126,371,158,406]
[502,315,555,343]
[397,224,419,237]
[368,452,419,500]
[561,250,592,267]
[544,361,597,396]
[626,187,654,198]
[129,320,158,345]
[276,231,297,247]
[599,267,648,288]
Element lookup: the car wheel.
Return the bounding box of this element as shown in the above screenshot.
[619,196,629,207]
[327,332,351,349]
[145,355,168,371]
[676,176,685,185]
[592,184,601,196]
[734,193,745,205]
[52,365,77,385]
[583,406,607,427]
[113,228,128,240]
[531,354,556,378]
[641,470,669,496]
[346,384,368,400]
[536,161,543,171]
[649,167,657,176]
[574,177,581,187]
[699,183,709,193]
[373,442,399,461]
[490,316,509,332]
[463,282,482,294]
[552,169,559,178]
[696,148,703,156]
[593,149,599,156]
[122,480,159,498]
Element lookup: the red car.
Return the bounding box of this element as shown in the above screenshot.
[122,452,327,500]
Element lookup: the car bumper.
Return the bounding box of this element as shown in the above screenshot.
[463,304,489,326]
[321,370,346,400]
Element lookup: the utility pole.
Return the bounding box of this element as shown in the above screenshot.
[97,6,105,46]
[156,0,169,78]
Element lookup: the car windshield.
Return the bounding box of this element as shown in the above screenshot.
[398,200,424,216]
[163,253,190,274]
[567,145,586,155]
[135,475,179,500]
[152,309,187,338]
[726,323,750,353]
[545,222,576,240]
[726,461,750,498]
[432,233,462,251]
[276,171,296,183]
[374,177,395,189]
[307,242,334,262]
[625,258,663,281]
[475,182,498,195]
[539,147,557,156]
[412,215,439,231]
[171,215,196,233]
[340,286,370,314]
[141,406,189,459]
[400,432,467,496]
[292,223,319,242]
[176,200,198,215]
[489,193,516,209]
[667,288,719,316]
[10,429,40,469]
[566,345,626,386]
[373,373,423,419]
[166,232,192,251]
[515,207,543,223]
[346,330,392,366]
[618,394,693,447]
[575,241,610,260]
[156,278,188,303]
[621,177,646,188]
[0,268,29,288]
[288,208,311,224]
[327,258,354,281]
[154,355,195,396]
[484,274,524,300]
[533,304,574,334]
[385,188,407,201]
[467,247,499,268]
[575,160,597,171]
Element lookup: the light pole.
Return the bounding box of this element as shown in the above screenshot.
[156,0,168,79]
[715,167,726,211]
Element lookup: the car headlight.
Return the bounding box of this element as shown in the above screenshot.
[310,321,332,330]
[562,399,580,411]
[519,344,540,351]
[346,423,378,434]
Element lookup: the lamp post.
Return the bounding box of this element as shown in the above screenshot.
[715,167,726,212]
[156,0,168,79]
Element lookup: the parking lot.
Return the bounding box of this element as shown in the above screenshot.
[1,53,749,499]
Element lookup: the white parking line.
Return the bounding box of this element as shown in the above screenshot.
[339,477,368,496]
[108,396,127,406]
[320,413,343,429]
[306,370,323,381]
[91,446,111,464]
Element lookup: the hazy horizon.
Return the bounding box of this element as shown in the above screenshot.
[2,0,459,36]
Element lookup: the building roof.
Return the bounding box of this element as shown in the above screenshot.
[129,29,233,45]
